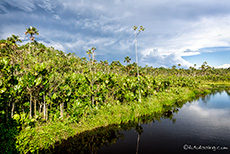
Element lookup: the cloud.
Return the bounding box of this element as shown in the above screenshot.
[37,0,61,20]
[140,48,192,68]
[1,0,230,67]
[1,0,35,12]
[0,2,8,14]
[38,0,54,13]
[181,100,230,128]
[216,64,230,69]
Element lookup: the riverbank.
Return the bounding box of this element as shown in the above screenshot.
[15,85,213,153]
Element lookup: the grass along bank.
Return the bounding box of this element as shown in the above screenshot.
[16,86,212,153]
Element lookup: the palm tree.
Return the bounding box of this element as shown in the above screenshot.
[135,123,143,154]
[86,49,92,62]
[91,47,96,64]
[133,25,145,103]
[25,26,39,55]
[4,35,22,53]
[124,56,131,65]
[201,61,208,76]
[25,26,39,41]
[7,35,22,46]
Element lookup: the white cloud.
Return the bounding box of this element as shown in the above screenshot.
[180,100,230,128]
[140,48,192,68]
[216,64,230,69]
[53,14,61,20]
[38,0,54,13]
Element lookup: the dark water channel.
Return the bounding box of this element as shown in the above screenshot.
[47,90,230,154]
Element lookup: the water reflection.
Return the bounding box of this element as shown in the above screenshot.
[43,90,230,154]
[177,91,230,130]
[135,123,143,154]
[43,107,180,153]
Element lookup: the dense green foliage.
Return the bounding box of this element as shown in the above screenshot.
[1,31,230,153]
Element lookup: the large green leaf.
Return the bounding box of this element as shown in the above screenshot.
[34,77,42,86]
[0,87,6,93]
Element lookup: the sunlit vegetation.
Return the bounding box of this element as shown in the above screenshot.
[1,27,230,153]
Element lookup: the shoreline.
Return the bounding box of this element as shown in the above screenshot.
[15,84,221,153]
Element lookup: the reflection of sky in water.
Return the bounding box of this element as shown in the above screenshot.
[143,91,230,143]
[198,91,230,109]
[98,91,230,154]
[172,91,230,143]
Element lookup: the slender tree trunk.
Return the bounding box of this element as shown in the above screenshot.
[11,102,15,119]
[46,104,48,121]
[43,95,46,120]
[39,104,42,114]
[136,123,141,154]
[60,102,64,118]
[34,99,36,118]
[136,133,140,154]
[135,32,141,103]
[91,94,94,106]
[30,93,32,119]
[91,80,94,106]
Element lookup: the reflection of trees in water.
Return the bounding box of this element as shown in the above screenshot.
[226,90,230,96]
[42,125,124,154]
[200,89,230,104]
[135,123,143,154]
[201,95,209,104]
[41,98,194,153]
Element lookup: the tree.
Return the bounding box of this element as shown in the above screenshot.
[86,49,92,62]
[124,56,131,65]
[25,26,39,119]
[133,25,145,103]
[25,26,39,42]
[91,47,96,64]
[201,61,208,76]
[25,26,39,56]
[7,35,22,50]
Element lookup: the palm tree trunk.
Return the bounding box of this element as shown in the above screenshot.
[11,102,15,119]
[34,98,36,118]
[136,133,140,154]
[46,104,48,121]
[30,93,32,119]
[43,95,46,120]
[135,32,141,103]
[60,102,64,118]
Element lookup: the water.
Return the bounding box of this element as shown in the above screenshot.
[47,90,230,154]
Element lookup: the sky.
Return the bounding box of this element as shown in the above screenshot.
[1,0,230,68]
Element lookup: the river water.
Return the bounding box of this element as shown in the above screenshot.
[47,90,230,154]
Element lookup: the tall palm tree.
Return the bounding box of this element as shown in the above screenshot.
[25,26,39,41]
[25,26,39,55]
[91,47,96,64]
[133,25,145,103]
[124,56,131,65]
[25,26,39,118]
[86,49,92,61]
[135,123,143,154]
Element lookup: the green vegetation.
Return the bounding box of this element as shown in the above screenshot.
[1,27,230,153]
